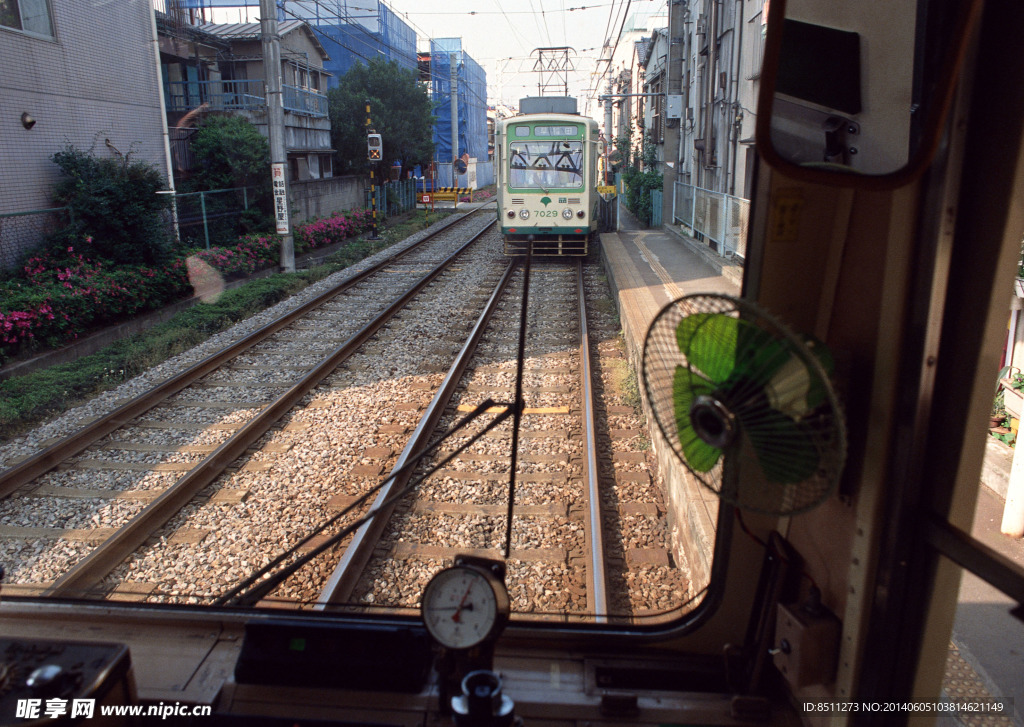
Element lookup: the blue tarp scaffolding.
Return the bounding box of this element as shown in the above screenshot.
[430,39,488,186]
[285,0,417,81]
[176,1,418,82]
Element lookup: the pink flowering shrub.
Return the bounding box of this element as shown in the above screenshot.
[294,209,373,255]
[1,209,376,363]
[191,234,278,279]
[1,246,192,359]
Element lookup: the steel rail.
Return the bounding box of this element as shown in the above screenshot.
[316,259,519,607]
[43,221,496,598]
[0,210,482,500]
[577,260,609,622]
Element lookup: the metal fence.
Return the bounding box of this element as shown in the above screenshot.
[0,207,72,271]
[164,79,328,118]
[428,161,495,190]
[164,79,265,114]
[173,187,259,250]
[364,179,418,216]
[282,84,329,117]
[672,182,749,259]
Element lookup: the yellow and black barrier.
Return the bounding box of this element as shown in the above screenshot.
[430,187,473,204]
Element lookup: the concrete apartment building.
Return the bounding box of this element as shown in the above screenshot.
[0,0,169,268]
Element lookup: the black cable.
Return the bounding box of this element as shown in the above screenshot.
[503,242,533,559]
[215,398,515,607]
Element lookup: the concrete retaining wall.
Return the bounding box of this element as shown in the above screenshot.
[599,232,718,592]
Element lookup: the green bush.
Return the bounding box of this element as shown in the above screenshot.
[179,116,274,245]
[51,146,171,265]
[185,116,271,192]
[622,133,663,227]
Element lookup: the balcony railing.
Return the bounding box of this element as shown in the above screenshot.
[283,84,328,117]
[164,79,328,119]
[165,79,265,113]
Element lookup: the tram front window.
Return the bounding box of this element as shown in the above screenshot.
[509,141,584,189]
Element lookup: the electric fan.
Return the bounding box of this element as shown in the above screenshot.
[641,294,847,516]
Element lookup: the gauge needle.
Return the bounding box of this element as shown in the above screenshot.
[452,582,474,623]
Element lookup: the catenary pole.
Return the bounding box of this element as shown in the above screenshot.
[450,53,459,186]
[259,0,295,273]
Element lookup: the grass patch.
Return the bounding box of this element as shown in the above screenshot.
[0,213,450,441]
[617,361,651,451]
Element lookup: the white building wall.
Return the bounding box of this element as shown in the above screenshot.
[0,1,168,214]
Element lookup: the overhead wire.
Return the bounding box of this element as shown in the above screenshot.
[221,0,640,111]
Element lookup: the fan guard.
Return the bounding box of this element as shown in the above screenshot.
[641,294,847,516]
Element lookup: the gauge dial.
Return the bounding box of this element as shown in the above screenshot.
[421,564,509,650]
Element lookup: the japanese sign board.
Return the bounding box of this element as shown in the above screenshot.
[272,162,289,235]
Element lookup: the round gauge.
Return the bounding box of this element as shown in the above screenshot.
[421,564,510,651]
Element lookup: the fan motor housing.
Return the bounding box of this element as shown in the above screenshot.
[690,394,737,448]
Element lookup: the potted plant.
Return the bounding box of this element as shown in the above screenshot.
[999,370,1024,419]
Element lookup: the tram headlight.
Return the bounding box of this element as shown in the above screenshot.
[519,209,530,220]
[561,208,573,220]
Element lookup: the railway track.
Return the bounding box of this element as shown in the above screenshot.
[0,210,497,599]
[218,257,689,622]
[0,218,691,622]
[315,259,608,619]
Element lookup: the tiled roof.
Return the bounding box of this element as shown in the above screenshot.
[203,20,329,60]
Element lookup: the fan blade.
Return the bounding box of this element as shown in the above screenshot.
[677,314,737,383]
[741,408,821,484]
[679,314,793,390]
[673,365,722,472]
[765,334,835,417]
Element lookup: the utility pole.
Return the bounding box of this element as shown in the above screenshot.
[259,0,295,272]
[604,79,614,184]
[450,53,459,186]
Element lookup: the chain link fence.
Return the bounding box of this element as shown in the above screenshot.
[172,187,263,250]
[0,208,73,271]
[364,179,418,217]
[672,182,749,259]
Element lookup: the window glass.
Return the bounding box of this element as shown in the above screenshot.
[1,0,52,36]
[508,140,584,189]
[533,125,579,137]
[514,126,531,137]
[0,1,20,30]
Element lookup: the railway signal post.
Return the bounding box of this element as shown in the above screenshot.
[366,100,382,240]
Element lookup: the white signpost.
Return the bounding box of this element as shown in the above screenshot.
[272,162,289,235]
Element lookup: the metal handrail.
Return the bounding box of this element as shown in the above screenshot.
[164,79,266,113]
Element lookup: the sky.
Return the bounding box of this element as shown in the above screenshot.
[382,0,666,113]
[211,0,668,119]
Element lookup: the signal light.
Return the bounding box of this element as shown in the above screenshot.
[367,133,382,161]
